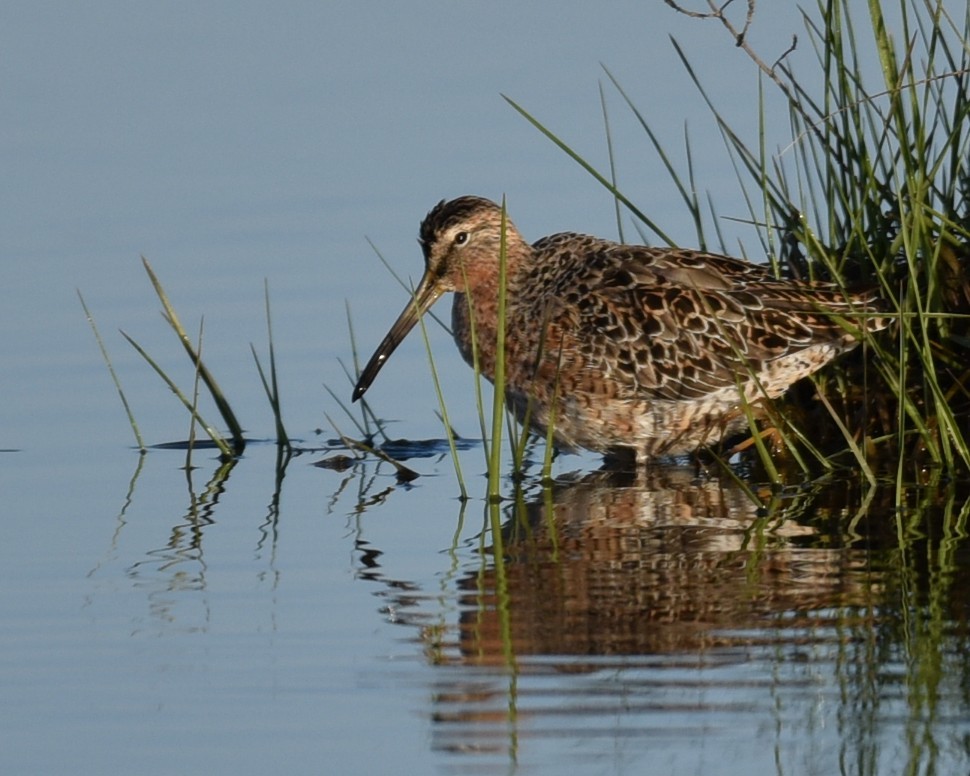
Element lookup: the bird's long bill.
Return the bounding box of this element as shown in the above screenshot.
[351,272,443,402]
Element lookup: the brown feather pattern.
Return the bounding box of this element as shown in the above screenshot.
[354,196,889,462]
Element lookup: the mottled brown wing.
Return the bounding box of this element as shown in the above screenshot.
[533,241,853,402]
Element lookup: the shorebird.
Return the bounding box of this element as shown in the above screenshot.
[352,196,887,463]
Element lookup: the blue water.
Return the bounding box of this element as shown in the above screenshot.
[3,2,969,774]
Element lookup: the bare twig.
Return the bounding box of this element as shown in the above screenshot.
[665,0,793,86]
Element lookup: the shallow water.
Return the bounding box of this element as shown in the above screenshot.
[380,463,970,772]
[7,439,968,774]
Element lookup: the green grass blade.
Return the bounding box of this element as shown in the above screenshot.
[487,199,510,501]
[77,289,146,452]
[601,64,706,247]
[502,95,677,246]
[184,317,206,471]
[340,305,391,444]
[120,329,233,459]
[598,80,625,243]
[366,237,451,336]
[415,304,468,500]
[251,279,289,448]
[141,256,245,454]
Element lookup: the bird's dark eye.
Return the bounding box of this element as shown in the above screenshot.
[454,231,469,246]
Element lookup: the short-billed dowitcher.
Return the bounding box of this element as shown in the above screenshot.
[352,196,888,463]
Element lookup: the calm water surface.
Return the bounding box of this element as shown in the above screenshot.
[5,440,968,774]
[4,2,970,774]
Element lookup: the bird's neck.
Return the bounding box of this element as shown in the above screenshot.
[451,240,533,374]
[452,277,512,378]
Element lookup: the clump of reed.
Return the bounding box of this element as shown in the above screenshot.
[81,258,289,465]
[83,254,426,484]
[502,0,970,482]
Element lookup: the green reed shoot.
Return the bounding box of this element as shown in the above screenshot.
[77,289,146,453]
[507,0,970,478]
[539,386,560,484]
[250,279,290,450]
[184,317,205,471]
[600,64,709,248]
[340,301,390,445]
[140,257,245,456]
[486,198,511,501]
[119,328,233,459]
[366,237,452,336]
[414,292,468,499]
[503,96,676,249]
[455,251,492,463]
[599,80,625,244]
